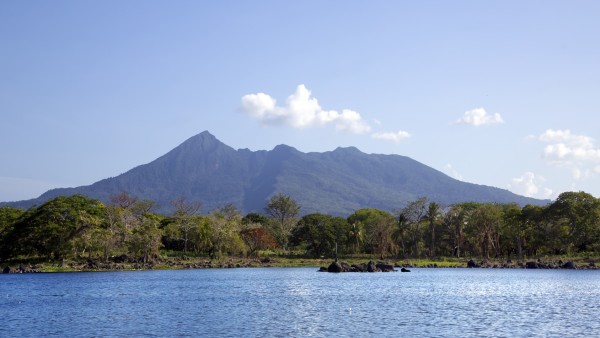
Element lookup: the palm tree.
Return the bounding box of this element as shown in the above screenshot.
[425,202,441,258]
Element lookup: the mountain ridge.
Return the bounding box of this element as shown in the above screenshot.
[2,131,548,215]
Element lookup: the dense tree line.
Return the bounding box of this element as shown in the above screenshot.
[1,191,600,262]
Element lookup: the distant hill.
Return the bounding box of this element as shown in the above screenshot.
[3,131,548,215]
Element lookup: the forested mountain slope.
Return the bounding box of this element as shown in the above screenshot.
[4,131,547,215]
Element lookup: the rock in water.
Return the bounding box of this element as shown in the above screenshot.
[367,260,377,272]
[525,261,539,269]
[327,261,343,273]
[376,262,396,272]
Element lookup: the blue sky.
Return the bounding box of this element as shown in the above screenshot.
[1,1,599,202]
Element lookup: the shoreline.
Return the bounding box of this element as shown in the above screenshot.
[2,256,599,273]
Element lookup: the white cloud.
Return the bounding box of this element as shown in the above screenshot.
[241,84,371,134]
[455,107,504,126]
[371,130,411,143]
[539,129,600,166]
[508,172,553,198]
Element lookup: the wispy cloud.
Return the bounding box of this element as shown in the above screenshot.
[445,163,463,181]
[455,107,504,126]
[371,131,411,143]
[241,84,371,134]
[241,85,411,143]
[508,171,553,198]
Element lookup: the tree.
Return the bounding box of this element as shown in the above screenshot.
[242,212,270,226]
[348,208,395,258]
[0,206,26,259]
[425,202,442,258]
[128,213,163,263]
[347,220,365,254]
[4,195,106,260]
[264,193,300,253]
[171,196,202,253]
[0,206,24,240]
[366,214,397,259]
[292,213,350,258]
[208,204,245,258]
[398,197,428,257]
[240,212,276,256]
[470,204,503,260]
[502,204,526,260]
[547,191,600,253]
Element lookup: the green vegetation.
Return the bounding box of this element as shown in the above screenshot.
[2,191,600,271]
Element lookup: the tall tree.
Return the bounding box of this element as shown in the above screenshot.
[399,197,428,257]
[264,193,300,253]
[425,202,442,258]
[547,191,600,253]
[209,204,245,258]
[171,196,202,253]
[348,208,395,258]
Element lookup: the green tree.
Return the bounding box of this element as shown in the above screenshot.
[264,193,300,253]
[398,197,428,257]
[171,196,202,253]
[502,203,528,260]
[425,202,442,258]
[348,208,395,258]
[208,204,245,258]
[347,220,365,254]
[547,191,600,253]
[292,213,349,258]
[469,204,503,260]
[0,206,25,259]
[128,213,163,263]
[4,195,106,260]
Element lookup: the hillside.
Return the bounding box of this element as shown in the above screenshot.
[3,131,547,215]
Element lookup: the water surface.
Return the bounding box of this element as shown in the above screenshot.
[2,268,599,337]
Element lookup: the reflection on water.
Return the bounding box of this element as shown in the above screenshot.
[1,268,600,337]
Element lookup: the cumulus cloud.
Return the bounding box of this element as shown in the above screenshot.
[455,107,504,126]
[371,130,411,143]
[508,172,553,198]
[241,84,371,134]
[539,129,600,166]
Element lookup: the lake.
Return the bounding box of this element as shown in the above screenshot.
[2,267,600,337]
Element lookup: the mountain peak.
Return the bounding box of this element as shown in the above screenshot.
[3,131,548,215]
[178,130,227,152]
[333,146,362,154]
[272,144,298,152]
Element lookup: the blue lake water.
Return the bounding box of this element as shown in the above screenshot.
[2,267,600,337]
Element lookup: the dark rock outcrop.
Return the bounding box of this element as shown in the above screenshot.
[525,261,539,269]
[352,263,367,272]
[327,261,343,273]
[322,260,398,273]
[400,267,411,272]
[562,261,576,269]
[467,259,479,268]
[376,262,396,272]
